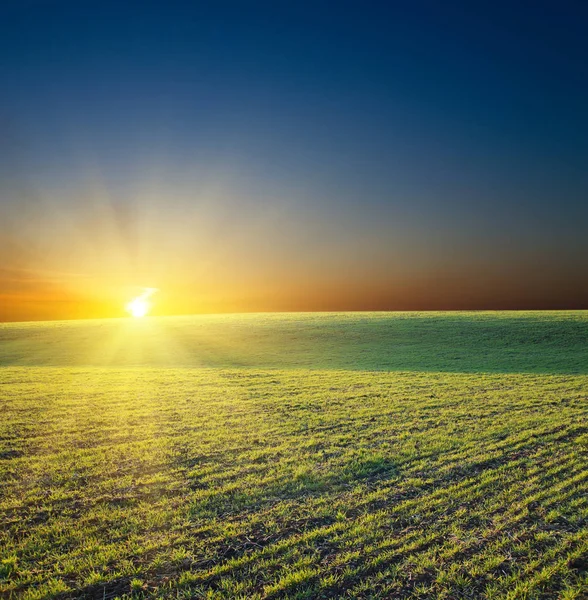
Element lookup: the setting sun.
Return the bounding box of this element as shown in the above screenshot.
[126,297,149,318]
[125,288,157,318]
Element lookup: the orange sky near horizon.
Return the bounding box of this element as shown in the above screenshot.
[2,193,587,323]
[2,174,587,322]
[1,174,587,322]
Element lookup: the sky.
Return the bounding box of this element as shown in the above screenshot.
[1,0,587,321]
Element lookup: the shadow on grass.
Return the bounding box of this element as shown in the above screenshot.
[188,453,398,519]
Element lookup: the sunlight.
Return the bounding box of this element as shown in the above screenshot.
[126,296,150,318]
[126,288,158,318]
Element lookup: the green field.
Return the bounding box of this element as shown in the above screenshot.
[1,312,587,599]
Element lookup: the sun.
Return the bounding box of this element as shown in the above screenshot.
[126,296,150,318]
[125,288,158,318]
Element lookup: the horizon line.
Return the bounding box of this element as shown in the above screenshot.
[2,307,588,326]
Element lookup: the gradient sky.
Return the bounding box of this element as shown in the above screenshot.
[1,0,587,321]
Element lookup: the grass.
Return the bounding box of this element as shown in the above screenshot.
[0,312,586,599]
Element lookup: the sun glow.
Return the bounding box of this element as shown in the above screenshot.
[126,288,158,318]
[126,297,150,318]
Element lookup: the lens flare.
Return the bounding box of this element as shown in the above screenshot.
[126,288,157,318]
